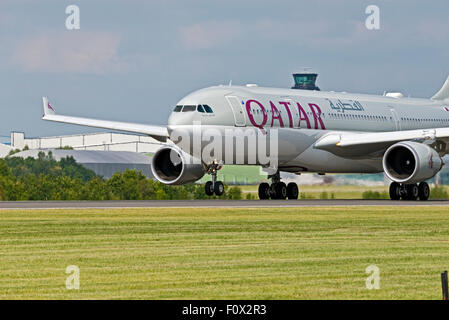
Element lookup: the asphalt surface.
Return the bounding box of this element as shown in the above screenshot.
[0,199,448,209]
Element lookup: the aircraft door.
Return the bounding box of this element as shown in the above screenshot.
[390,108,401,130]
[225,96,246,127]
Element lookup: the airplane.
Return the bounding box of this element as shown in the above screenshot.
[41,75,449,201]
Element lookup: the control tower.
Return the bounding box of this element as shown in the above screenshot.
[291,70,320,91]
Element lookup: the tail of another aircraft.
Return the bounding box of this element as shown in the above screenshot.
[42,97,56,116]
[432,76,449,103]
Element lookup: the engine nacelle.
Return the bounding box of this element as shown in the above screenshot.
[151,146,205,185]
[382,141,442,184]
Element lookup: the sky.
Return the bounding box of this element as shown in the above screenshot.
[0,0,448,140]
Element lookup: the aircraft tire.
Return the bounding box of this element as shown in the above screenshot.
[214,181,224,196]
[273,182,287,200]
[287,183,299,200]
[258,183,270,200]
[389,182,401,200]
[205,181,214,196]
[403,184,419,201]
[418,182,430,201]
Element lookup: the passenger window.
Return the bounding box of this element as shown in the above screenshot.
[197,105,205,113]
[173,105,183,112]
[182,105,196,112]
[203,105,214,113]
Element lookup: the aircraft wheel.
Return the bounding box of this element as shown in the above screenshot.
[258,183,270,200]
[273,182,287,200]
[418,182,430,201]
[287,182,299,200]
[214,181,224,196]
[404,184,419,201]
[389,182,401,200]
[205,181,214,196]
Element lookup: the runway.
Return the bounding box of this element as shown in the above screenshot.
[1,199,449,209]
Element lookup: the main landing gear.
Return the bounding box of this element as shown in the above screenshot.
[205,161,224,196]
[389,182,430,201]
[258,172,299,200]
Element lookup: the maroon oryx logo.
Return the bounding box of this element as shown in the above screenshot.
[429,154,434,169]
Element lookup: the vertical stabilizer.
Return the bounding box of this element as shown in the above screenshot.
[432,76,449,102]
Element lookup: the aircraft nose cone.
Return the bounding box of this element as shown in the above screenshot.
[168,111,194,126]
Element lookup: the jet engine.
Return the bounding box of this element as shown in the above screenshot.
[151,146,205,185]
[382,141,442,184]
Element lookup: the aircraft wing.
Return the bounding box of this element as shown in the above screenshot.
[316,76,449,157]
[314,127,449,158]
[41,97,168,142]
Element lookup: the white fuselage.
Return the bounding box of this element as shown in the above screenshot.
[167,85,449,174]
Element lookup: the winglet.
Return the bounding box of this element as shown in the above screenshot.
[432,76,449,102]
[42,97,56,117]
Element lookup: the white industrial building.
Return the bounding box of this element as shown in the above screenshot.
[0,143,11,158]
[10,131,165,154]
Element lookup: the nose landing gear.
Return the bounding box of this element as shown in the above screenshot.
[205,162,224,196]
[389,182,430,201]
[258,172,299,200]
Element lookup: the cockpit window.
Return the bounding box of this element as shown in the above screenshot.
[197,105,205,113]
[182,105,196,112]
[173,105,183,112]
[203,105,213,113]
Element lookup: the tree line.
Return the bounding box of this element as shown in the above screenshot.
[0,152,243,201]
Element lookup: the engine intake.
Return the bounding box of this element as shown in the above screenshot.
[151,146,205,185]
[383,141,442,184]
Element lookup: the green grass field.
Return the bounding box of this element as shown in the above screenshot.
[1,206,449,300]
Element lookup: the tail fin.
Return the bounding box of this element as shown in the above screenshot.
[42,97,56,116]
[432,76,449,102]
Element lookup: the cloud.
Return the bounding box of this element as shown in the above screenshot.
[177,19,369,51]
[416,20,449,43]
[178,22,242,50]
[177,15,449,55]
[12,31,133,74]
